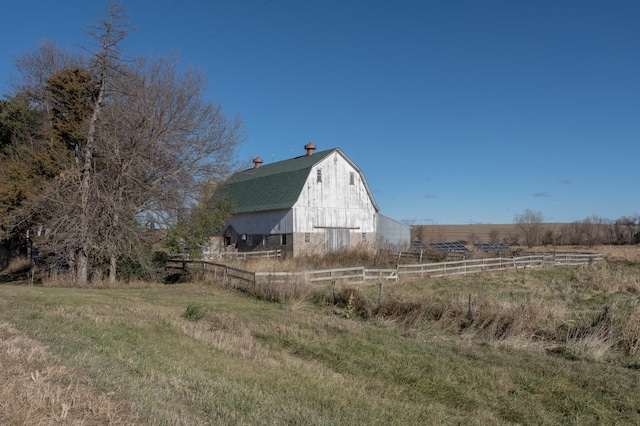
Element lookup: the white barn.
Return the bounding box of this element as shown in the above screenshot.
[209,143,409,257]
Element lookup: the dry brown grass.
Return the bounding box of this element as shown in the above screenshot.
[40,272,164,289]
[252,275,316,303]
[316,251,640,363]
[617,299,640,357]
[0,322,139,425]
[4,256,32,274]
[365,290,640,362]
[570,262,640,293]
[598,245,640,264]
[201,245,640,363]
[231,245,384,273]
[2,264,640,423]
[2,244,637,424]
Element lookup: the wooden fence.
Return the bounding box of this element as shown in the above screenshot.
[206,249,282,261]
[255,267,398,285]
[168,252,602,287]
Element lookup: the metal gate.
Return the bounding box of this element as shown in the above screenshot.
[324,228,350,251]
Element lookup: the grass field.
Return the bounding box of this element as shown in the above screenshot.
[1,247,640,425]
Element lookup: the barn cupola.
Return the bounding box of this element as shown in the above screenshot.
[304,142,317,156]
[252,156,263,169]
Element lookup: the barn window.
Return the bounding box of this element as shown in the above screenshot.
[361,232,367,241]
[280,234,287,245]
[263,235,268,246]
[305,233,310,243]
[317,169,322,182]
[247,235,253,246]
[350,171,355,185]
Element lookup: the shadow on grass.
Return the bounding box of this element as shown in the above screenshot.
[0,270,35,284]
[163,272,191,284]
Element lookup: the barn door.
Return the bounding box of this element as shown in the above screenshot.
[324,229,350,251]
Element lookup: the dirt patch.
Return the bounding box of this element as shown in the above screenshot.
[0,322,139,425]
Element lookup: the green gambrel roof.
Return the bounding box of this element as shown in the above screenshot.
[219,148,336,214]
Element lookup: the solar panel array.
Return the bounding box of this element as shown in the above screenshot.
[473,242,512,253]
[429,241,472,254]
[411,240,427,249]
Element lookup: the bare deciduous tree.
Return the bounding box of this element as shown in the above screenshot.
[10,40,85,103]
[514,209,544,248]
[613,216,640,245]
[12,3,242,284]
[580,215,603,247]
[95,54,241,281]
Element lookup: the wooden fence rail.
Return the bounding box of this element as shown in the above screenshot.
[204,250,282,261]
[168,252,602,287]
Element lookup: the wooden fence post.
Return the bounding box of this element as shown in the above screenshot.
[378,281,384,311]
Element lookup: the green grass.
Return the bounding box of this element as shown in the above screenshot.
[1,264,640,424]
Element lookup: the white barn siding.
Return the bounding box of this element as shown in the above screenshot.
[294,152,376,233]
[376,214,411,250]
[229,210,293,234]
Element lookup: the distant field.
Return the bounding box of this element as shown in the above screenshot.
[1,247,639,425]
[413,223,566,244]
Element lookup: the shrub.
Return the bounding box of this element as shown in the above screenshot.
[152,251,169,267]
[117,260,149,281]
[332,287,373,319]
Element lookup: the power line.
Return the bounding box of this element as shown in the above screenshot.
[125,0,186,47]
[184,0,275,55]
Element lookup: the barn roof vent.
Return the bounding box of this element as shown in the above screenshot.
[304,142,317,156]
[252,156,263,169]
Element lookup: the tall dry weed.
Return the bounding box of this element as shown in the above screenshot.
[608,300,640,358]
[251,275,315,304]
[571,262,640,293]
[469,298,565,341]
[2,257,32,274]
[560,323,619,362]
[237,246,380,273]
[41,271,161,289]
[373,292,568,343]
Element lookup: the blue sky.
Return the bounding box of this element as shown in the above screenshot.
[1,1,639,224]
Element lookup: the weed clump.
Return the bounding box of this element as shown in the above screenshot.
[182,303,206,322]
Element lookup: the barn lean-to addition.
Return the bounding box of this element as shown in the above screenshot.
[206,142,409,257]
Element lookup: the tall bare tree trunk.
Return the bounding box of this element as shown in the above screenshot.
[77,127,93,285]
[76,70,104,285]
[76,6,120,285]
[109,255,117,284]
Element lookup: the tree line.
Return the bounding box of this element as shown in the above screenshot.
[515,210,640,248]
[0,3,242,284]
[413,210,640,249]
